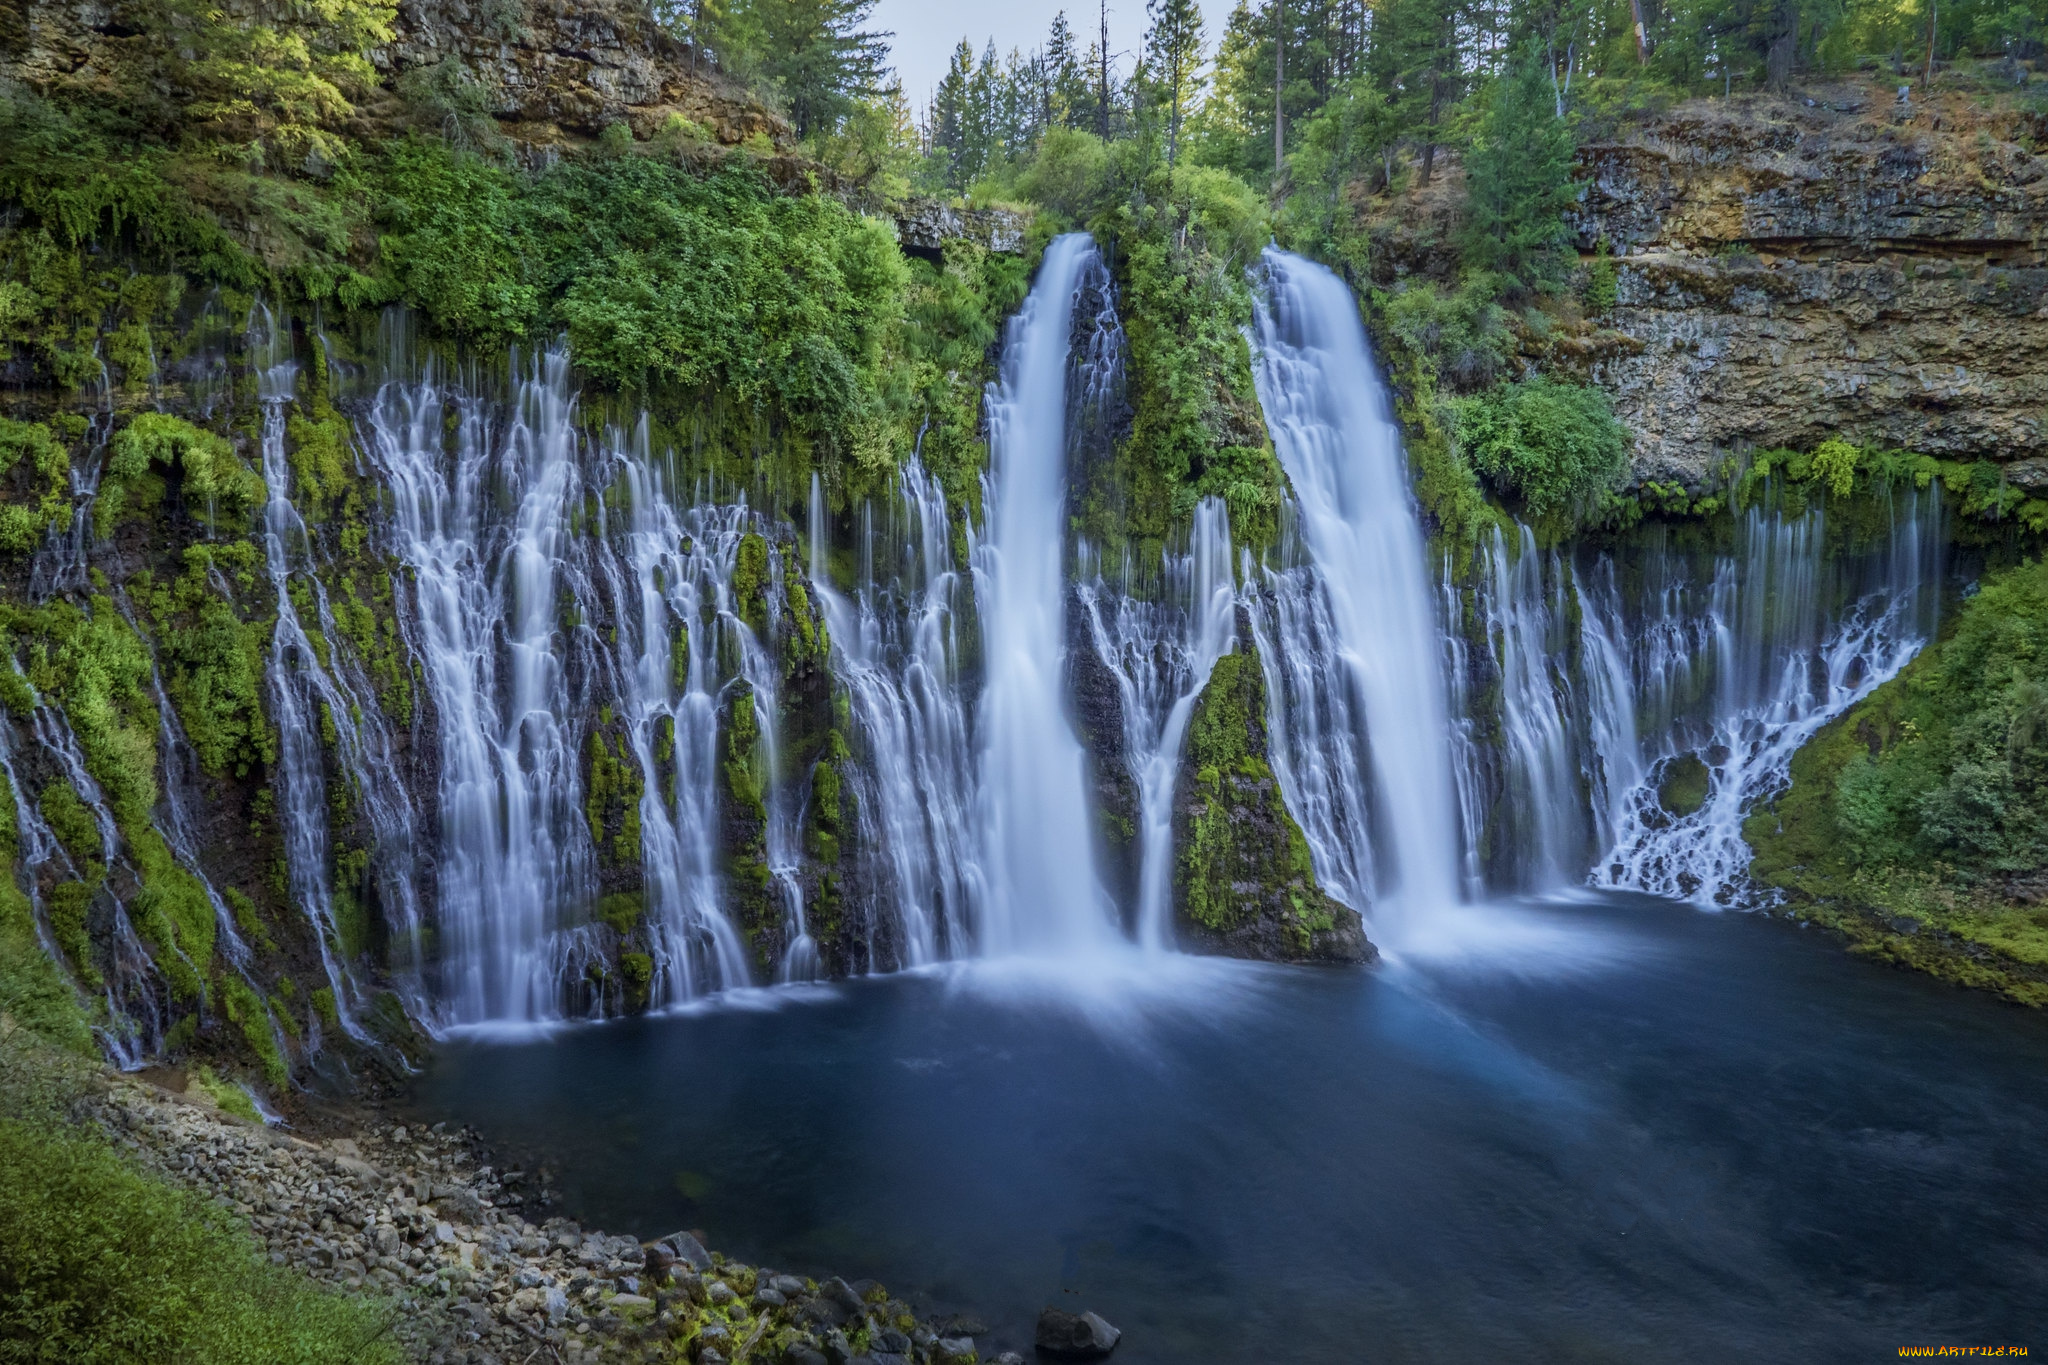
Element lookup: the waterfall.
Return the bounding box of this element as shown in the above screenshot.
[591,432,754,1003]
[1248,249,1462,925]
[1468,526,1592,890]
[969,232,1116,955]
[366,340,598,1023]
[251,308,394,1040]
[28,703,166,1063]
[1592,489,1945,904]
[1076,499,1237,949]
[808,465,977,968]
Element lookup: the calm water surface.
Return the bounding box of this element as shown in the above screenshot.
[410,894,2048,1363]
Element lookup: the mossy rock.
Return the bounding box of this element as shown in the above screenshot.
[1657,753,1711,818]
[1171,619,1373,965]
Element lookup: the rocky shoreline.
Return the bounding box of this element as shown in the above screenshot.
[93,1071,1019,1365]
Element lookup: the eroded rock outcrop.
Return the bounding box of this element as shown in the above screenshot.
[1564,84,2048,483]
[1,0,791,150]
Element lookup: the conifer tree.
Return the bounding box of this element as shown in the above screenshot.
[1459,44,1578,292]
[1143,0,1208,166]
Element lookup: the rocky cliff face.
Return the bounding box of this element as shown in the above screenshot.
[2,0,790,150]
[1563,82,2048,484]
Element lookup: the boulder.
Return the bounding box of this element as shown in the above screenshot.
[646,1229,714,1274]
[1035,1308,1122,1358]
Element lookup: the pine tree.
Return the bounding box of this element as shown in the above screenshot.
[722,0,891,142]
[1143,0,1208,166]
[1459,44,1578,293]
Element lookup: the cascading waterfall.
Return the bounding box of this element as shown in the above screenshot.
[1077,499,1237,949]
[588,431,754,1003]
[30,703,166,1063]
[969,232,1115,954]
[1465,526,1594,891]
[808,466,977,969]
[1590,489,1945,904]
[250,308,390,1039]
[1247,249,1463,925]
[366,340,597,1023]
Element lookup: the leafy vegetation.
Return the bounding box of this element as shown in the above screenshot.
[1747,556,2048,1004]
[0,1038,403,1364]
[1449,375,1630,525]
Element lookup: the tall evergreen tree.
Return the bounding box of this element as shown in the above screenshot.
[1143,0,1209,165]
[725,0,891,141]
[1459,44,1579,291]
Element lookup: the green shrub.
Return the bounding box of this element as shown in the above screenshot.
[0,1113,403,1363]
[1448,376,1630,524]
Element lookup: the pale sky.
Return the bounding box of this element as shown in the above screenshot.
[872,0,1242,112]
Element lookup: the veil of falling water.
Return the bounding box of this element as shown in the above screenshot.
[1246,249,1465,929]
[808,464,977,969]
[364,331,599,1024]
[969,232,1117,955]
[17,269,1969,1052]
[1077,500,1237,950]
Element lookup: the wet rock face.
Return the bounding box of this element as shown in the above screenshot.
[893,200,1030,260]
[1170,616,1373,965]
[1562,88,2048,484]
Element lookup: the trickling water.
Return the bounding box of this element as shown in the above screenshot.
[809,463,977,969]
[28,701,166,1064]
[366,341,596,1023]
[1468,526,1592,891]
[1591,491,1945,905]
[590,432,754,1004]
[250,308,380,1039]
[1248,250,1462,926]
[1077,499,1236,949]
[970,233,1115,954]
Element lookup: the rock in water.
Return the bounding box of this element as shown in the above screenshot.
[1035,1308,1122,1357]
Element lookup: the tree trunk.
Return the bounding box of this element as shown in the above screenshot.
[1099,0,1111,138]
[1274,0,1286,178]
[1629,0,1650,63]
[1766,0,1798,90]
[1925,0,1937,88]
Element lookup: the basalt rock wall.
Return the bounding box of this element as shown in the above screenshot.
[1564,84,2048,484]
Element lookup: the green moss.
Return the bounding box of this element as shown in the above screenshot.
[0,417,73,554]
[721,685,774,965]
[218,975,287,1087]
[1748,556,2048,1004]
[107,414,264,523]
[733,533,770,633]
[143,547,275,778]
[1178,646,1326,940]
[43,880,101,989]
[0,773,91,1052]
[584,728,645,865]
[192,1064,263,1123]
[331,846,370,961]
[593,892,644,936]
[1657,753,1711,819]
[37,784,99,865]
[619,951,653,1013]
[221,888,274,954]
[310,987,338,1030]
